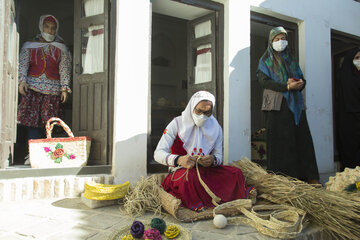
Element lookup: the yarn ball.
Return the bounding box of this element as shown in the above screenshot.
[150,218,167,234]
[143,228,162,240]
[130,221,145,238]
[121,234,134,240]
[164,225,180,239]
[213,214,227,228]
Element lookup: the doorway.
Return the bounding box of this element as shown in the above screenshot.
[148,0,224,172]
[9,0,112,168]
[13,0,74,166]
[331,30,360,171]
[250,12,298,166]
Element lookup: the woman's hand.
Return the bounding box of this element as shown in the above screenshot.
[287,78,304,91]
[197,155,214,167]
[61,92,68,103]
[19,82,28,96]
[178,155,196,169]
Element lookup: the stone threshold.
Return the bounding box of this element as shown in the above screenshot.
[0,173,114,202]
[1,165,111,179]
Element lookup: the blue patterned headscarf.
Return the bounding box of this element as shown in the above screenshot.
[257,26,304,125]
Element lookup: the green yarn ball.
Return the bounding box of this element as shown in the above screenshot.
[150,218,166,234]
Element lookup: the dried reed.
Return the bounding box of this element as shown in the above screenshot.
[122,175,162,217]
[232,157,360,240]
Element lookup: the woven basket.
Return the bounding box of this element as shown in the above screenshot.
[84,181,131,200]
[107,222,191,240]
[29,117,91,168]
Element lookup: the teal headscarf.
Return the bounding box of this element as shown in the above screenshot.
[257,26,303,125]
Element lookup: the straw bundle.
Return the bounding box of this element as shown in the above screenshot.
[84,181,130,200]
[123,175,162,217]
[232,157,360,240]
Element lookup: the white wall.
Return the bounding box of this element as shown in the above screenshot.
[112,0,150,184]
[224,0,252,164]
[250,0,360,174]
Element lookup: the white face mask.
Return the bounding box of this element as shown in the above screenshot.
[272,40,288,52]
[353,59,360,69]
[41,32,55,42]
[192,112,209,127]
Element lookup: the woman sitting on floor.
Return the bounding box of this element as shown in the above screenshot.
[154,91,254,211]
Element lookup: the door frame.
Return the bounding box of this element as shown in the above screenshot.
[0,0,18,168]
[177,0,224,126]
[249,11,299,165]
[108,0,117,165]
[330,29,360,167]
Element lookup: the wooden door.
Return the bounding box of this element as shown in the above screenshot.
[187,13,218,115]
[0,0,19,168]
[73,0,109,165]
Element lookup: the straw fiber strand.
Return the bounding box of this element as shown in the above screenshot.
[123,175,163,217]
[232,157,360,239]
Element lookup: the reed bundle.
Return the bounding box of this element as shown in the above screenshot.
[232,157,360,239]
[122,175,162,217]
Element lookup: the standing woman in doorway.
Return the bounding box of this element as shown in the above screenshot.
[256,26,320,184]
[337,47,360,170]
[17,15,72,163]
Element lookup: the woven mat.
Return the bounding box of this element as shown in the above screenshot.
[107,223,191,240]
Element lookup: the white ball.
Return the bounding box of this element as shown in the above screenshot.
[213,214,227,228]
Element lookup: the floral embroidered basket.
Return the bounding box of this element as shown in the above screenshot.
[28,117,92,168]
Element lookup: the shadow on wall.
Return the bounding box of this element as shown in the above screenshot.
[227,47,251,163]
[112,133,148,185]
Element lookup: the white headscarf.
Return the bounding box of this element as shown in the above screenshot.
[38,14,60,37]
[22,15,70,59]
[175,91,221,156]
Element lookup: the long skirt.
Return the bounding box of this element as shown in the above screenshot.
[338,110,360,169]
[265,101,319,181]
[17,89,64,128]
[161,165,254,211]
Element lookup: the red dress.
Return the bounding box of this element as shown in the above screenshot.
[17,45,66,128]
[161,136,254,211]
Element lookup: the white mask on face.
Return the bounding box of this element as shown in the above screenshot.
[41,32,55,42]
[353,59,360,69]
[192,112,209,127]
[272,40,288,52]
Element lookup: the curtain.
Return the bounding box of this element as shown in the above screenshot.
[84,0,104,17]
[194,20,211,39]
[195,44,212,84]
[194,20,212,84]
[82,0,104,74]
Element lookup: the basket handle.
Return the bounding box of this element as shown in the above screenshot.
[46,117,74,138]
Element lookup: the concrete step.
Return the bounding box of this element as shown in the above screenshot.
[0,174,114,202]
